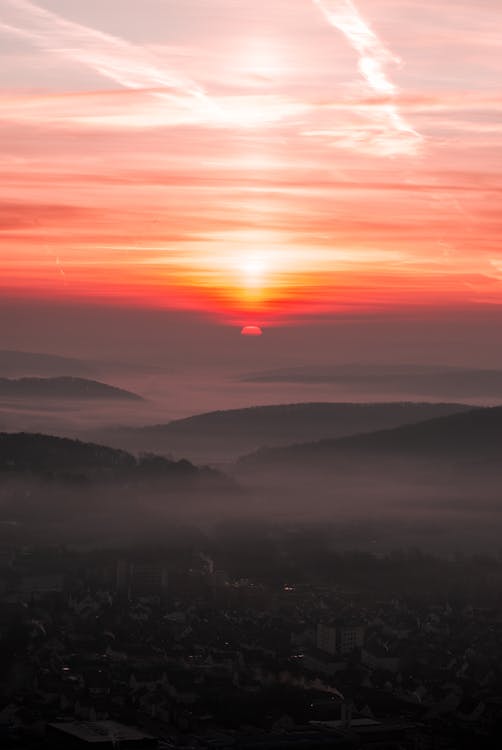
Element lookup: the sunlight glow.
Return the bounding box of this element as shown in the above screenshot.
[0,0,498,324]
[241,255,269,284]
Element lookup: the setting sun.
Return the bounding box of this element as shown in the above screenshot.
[240,325,263,336]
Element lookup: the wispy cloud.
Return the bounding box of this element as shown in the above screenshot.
[1,0,500,322]
[1,0,206,100]
[1,0,423,152]
[311,0,422,155]
[0,0,316,130]
[314,0,399,95]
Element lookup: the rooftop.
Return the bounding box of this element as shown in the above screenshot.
[48,720,156,744]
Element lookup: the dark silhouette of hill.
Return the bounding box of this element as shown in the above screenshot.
[242,364,502,399]
[239,406,501,470]
[0,432,133,474]
[0,432,226,485]
[0,433,234,546]
[0,350,93,377]
[101,402,473,463]
[0,376,143,401]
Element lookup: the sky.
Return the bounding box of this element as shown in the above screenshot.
[1,0,501,358]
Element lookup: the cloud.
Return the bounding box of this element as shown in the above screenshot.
[1,0,206,100]
[0,0,318,132]
[311,0,422,155]
[313,0,399,95]
[1,0,423,155]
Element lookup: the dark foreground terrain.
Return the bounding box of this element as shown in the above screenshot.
[1,529,502,749]
[0,401,501,748]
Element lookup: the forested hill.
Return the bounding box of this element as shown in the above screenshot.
[239,406,502,469]
[0,432,225,486]
[0,377,142,401]
[104,402,473,462]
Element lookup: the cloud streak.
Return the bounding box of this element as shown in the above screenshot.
[312,0,422,154]
[0,0,318,131]
[1,0,206,100]
[1,0,423,153]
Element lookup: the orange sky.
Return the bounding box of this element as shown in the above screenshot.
[1,0,501,328]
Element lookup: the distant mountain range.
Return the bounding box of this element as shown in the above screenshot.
[241,364,502,400]
[239,405,502,472]
[0,377,143,401]
[0,405,499,545]
[100,402,474,463]
[0,350,94,377]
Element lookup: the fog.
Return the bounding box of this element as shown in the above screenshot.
[0,446,501,558]
[0,366,489,458]
[0,344,500,559]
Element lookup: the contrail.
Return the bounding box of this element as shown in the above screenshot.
[312,0,422,154]
[1,0,421,152]
[313,0,399,96]
[1,0,206,102]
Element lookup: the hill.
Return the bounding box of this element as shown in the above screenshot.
[0,350,93,377]
[239,406,502,470]
[102,402,474,463]
[0,432,233,546]
[0,377,143,401]
[0,431,223,483]
[242,364,502,400]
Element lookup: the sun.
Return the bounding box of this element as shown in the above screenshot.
[241,325,263,336]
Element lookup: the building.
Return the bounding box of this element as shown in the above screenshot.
[316,623,365,656]
[47,721,157,748]
[316,624,337,656]
[337,624,365,655]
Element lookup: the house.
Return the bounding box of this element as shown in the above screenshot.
[47,720,157,748]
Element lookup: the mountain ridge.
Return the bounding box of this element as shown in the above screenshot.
[98,401,474,463]
[238,405,502,468]
[0,376,143,401]
[241,364,502,399]
[0,431,225,485]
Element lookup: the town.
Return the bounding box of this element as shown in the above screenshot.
[1,527,501,749]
